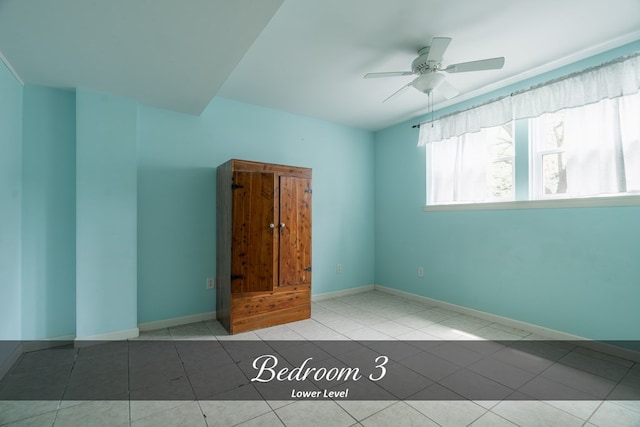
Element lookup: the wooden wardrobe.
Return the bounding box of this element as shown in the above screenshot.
[216,159,312,334]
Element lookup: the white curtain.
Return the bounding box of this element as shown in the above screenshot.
[427,128,491,204]
[419,53,640,146]
[512,55,640,119]
[418,96,512,146]
[563,92,640,197]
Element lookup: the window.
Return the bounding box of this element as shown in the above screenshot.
[426,92,640,207]
[422,54,640,209]
[529,93,640,200]
[426,124,514,205]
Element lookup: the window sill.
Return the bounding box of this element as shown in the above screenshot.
[424,194,640,212]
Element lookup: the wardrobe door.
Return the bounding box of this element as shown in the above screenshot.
[231,171,276,293]
[278,176,312,287]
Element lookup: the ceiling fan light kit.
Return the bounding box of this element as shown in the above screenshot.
[365,36,505,102]
[413,73,445,94]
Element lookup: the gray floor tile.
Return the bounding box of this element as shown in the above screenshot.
[427,342,486,368]
[540,362,617,398]
[559,351,629,381]
[439,369,515,400]
[468,357,537,389]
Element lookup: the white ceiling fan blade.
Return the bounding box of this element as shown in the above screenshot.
[437,79,460,99]
[383,82,412,103]
[444,57,505,73]
[426,37,452,63]
[364,71,413,78]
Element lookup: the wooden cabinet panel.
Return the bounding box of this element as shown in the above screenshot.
[217,159,312,334]
[278,176,312,287]
[231,172,276,293]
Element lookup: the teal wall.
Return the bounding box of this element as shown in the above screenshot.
[3,39,638,343]
[0,61,23,345]
[137,98,375,323]
[374,41,640,340]
[1,81,373,339]
[76,89,138,338]
[21,86,76,339]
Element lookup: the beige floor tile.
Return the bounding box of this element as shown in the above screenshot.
[468,411,518,427]
[0,401,58,425]
[492,400,585,427]
[234,411,284,427]
[54,401,129,427]
[336,400,396,421]
[275,400,355,427]
[1,410,57,427]
[408,400,487,426]
[199,400,272,427]
[131,401,205,427]
[360,401,438,427]
[129,400,191,422]
[588,401,640,427]
[544,399,601,421]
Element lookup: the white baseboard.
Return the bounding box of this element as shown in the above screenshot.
[373,284,640,363]
[373,285,586,340]
[312,285,375,302]
[75,328,140,344]
[138,311,216,332]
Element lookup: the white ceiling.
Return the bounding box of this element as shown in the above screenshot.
[1,0,639,131]
[0,0,283,115]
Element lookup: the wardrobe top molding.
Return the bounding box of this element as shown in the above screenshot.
[225,159,312,178]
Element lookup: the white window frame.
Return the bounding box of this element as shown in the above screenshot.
[529,112,569,200]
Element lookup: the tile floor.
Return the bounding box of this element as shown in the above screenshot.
[1,290,639,426]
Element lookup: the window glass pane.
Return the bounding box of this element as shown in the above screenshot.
[542,152,567,194]
[489,160,513,198]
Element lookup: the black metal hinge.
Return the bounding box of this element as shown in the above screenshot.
[304,267,312,272]
[304,189,312,194]
[231,274,244,280]
[231,183,244,190]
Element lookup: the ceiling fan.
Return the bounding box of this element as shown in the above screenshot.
[365,37,505,102]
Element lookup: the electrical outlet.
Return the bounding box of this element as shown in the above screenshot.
[207,277,215,289]
[336,264,342,274]
[417,267,424,278]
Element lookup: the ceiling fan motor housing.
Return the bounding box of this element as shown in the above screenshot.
[411,47,439,74]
